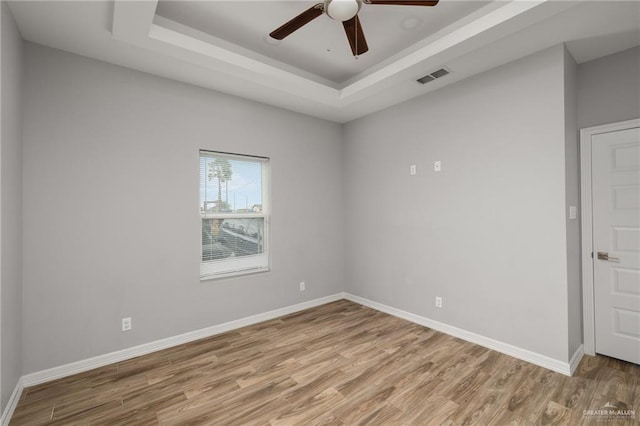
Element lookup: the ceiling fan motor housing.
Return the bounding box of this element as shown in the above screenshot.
[324,0,362,22]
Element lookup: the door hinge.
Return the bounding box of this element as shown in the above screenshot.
[591,251,593,258]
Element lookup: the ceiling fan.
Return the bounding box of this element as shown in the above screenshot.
[269,0,439,57]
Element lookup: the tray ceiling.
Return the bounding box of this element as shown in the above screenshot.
[7,1,640,123]
[154,1,490,84]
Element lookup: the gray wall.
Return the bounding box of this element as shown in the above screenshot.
[563,46,581,357]
[1,2,23,411]
[344,45,573,362]
[577,46,640,129]
[22,43,344,373]
[15,36,637,377]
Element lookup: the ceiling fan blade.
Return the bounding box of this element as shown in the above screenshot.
[343,15,369,56]
[269,3,324,40]
[365,0,438,5]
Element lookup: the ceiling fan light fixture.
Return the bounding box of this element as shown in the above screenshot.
[325,0,361,22]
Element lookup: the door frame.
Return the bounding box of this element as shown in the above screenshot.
[580,118,640,355]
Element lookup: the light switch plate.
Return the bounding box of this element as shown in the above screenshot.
[569,206,577,220]
[410,165,416,175]
[434,161,441,172]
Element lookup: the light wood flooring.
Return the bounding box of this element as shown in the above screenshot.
[10,300,640,425]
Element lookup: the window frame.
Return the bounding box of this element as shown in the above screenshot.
[199,150,270,281]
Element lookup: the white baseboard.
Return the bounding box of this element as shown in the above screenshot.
[12,290,580,425]
[1,377,23,426]
[344,293,574,376]
[569,344,584,375]
[21,293,345,388]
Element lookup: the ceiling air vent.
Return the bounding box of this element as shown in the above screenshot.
[416,74,435,84]
[417,67,451,84]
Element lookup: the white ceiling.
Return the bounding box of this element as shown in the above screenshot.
[7,1,640,123]
[154,1,490,84]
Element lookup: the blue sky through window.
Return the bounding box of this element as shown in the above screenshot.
[200,155,262,212]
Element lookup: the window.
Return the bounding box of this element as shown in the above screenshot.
[199,151,269,279]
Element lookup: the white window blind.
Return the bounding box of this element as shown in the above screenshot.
[199,151,269,279]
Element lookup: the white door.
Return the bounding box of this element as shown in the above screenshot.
[592,126,640,365]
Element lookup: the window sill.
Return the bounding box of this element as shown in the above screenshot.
[200,267,271,282]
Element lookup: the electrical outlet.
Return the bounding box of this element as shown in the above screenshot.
[122,317,132,332]
[434,161,442,172]
[299,281,306,292]
[435,296,443,308]
[410,165,417,175]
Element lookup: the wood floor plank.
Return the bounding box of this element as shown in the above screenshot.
[551,375,592,411]
[10,400,54,425]
[444,390,505,426]
[9,300,640,425]
[333,385,396,424]
[406,395,459,425]
[536,400,582,426]
[270,386,345,426]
